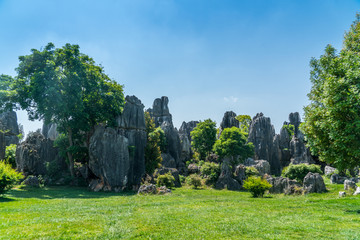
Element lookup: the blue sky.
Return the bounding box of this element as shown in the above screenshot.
[0,0,359,134]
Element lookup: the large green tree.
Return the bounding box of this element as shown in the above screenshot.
[144,112,163,175]
[190,119,217,160]
[301,15,360,170]
[213,126,254,165]
[2,43,125,176]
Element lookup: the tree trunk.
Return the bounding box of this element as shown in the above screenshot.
[67,127,75,177]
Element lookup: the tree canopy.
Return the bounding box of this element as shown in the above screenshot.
[301,15,360,170]
[1,43,125,176]
[213,126,254,165]
[190,119,217,160]
[235,114,251,134]
[144,111,163,175]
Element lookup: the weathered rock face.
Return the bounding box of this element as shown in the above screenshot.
[344,179,357,191]
[148,97,184,172]
[154,167,181,188]
[179,121,198,165]
[89,126,130,191]
[303,172,326,193]
[266,176,302,194]
[42,123,59,141]
[16,132,65,177]
[324,166,337,176]
[248,113,281,175]
[215,158,241,191]
[220,111,239,130]
[138,184,157,194]
[234,164,246,186]
[88,95,147,191]
[0,111,19,159]
[243,159,271,176]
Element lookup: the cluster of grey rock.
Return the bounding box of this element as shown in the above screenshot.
[2,96,349,195]
[0,111,19,159]
[248,112,314,176]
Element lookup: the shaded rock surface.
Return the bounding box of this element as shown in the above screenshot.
[0,111,19,159]
[244,159,271,176]
[248,113,281,175]
[42,123,59,141]
[16,132,65,177]
[248,112,315,176]
[88,95,146,191]
[218,111,239,136]
[154,167,181,188]
[344,179,357,191]
[148,97,184,172]
[266,176,302,194]
[138,184,157,194]
[325,166,337,176]
[22,176,40,187]
[215,158,241,191]
[303,172,326,193]
[179,121,198,165]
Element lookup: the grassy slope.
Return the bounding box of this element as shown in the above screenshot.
[0,183,360,240]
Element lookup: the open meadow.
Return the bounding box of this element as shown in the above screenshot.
[1,182,360,240]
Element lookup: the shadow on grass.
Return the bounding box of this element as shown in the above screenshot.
[7,186,137,200]
[0,196,15,202]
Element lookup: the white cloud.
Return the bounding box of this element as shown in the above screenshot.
[223,96,238,103]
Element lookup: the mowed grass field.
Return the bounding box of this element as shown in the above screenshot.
[1,181,360,240]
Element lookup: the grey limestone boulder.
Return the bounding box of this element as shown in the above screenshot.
[303,172,326,193]
[16,132,65,177]
[154,167,181,188]
[138,184,157,194]
[344,179,357,191]
[22,176,40,187]
[215,158,241,191]
[339,191,346,197]
[353,186,360,195]
[325,166,337,176]
[266,175,302,194]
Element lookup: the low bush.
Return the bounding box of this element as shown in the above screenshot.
[179,175,186,184]
[0,161,23,194]
[245,166,259,177]
[243,176,272,198]
[200,162,220,186]
[156,172,175,189]
[186,174,202,189]
[282,164,322,183]
[4,144,17,168]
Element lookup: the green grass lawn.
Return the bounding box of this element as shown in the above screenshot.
[1,182,360,240]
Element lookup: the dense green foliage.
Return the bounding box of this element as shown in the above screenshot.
[282,164,323,183]
[156,172,175,189]
[283,124,295,137]
[0,74,17,110]
[185,174,202,189]
[4,144,16,168]
[302,15,360,170]
[190,119,217,160]
[144,112,163,175]
[243,176,272,198]
[0,161,23,194]
[245,166,260,177]
[200,162,220,186]
[1,43,125,176]
[235,114,252,134]
[213,127,254,165]
[1,183,360,239]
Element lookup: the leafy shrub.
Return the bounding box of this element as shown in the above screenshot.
[179,174,186,184]
[0,161,23,194]
[4,144,17,168]
[186,174,202,189]
[282,164,322,183]
[283,124,295,137]
[243,176,272,198]
[245,166,259,177]
[156,172,175,189]
[200,162,220,186]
